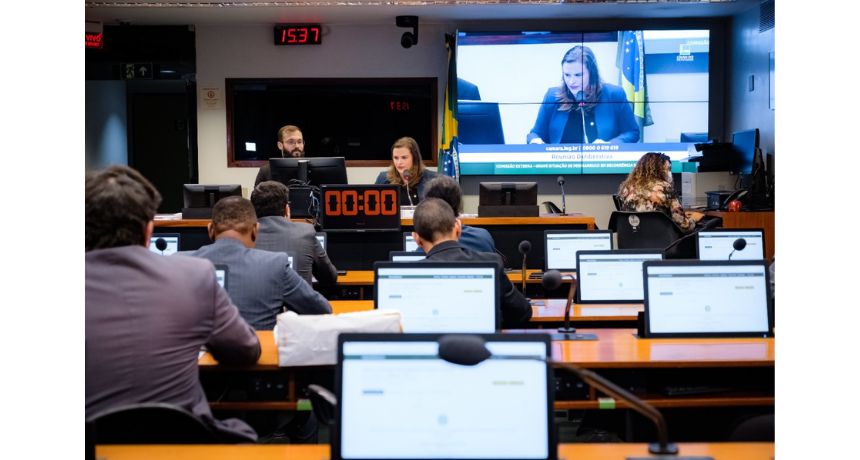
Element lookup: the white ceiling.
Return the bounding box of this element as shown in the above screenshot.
[85,1,760,26]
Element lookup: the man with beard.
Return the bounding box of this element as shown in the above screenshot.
[255,125,306,186]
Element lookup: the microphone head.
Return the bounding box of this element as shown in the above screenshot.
[402,170,411,181]
[438,335,491,366]
[733,238,747,251]
[557,176,565,186]
[154,238,167,252]
[518,240,532,255]
[541,269,562,291]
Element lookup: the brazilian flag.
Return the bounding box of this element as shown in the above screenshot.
[438,33,459,179]
[618,30,653,141]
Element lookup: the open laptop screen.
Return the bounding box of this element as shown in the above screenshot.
[316,232,327,251]
[149,233,180,255]
[335,333,553,460]
[643,260,772,337]
[214,264,228,289]
[576,250,663,303]
[374,262,499,333]
[696,229,765,260]
[544,230,612,271]
[389,251,427,262]
[403,232,419,252]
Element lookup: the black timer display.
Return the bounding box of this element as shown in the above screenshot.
[274,24,322,45]
[320,184,401,232]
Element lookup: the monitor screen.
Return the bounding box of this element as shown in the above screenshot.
[269,157,348,186]
[456,29,709,175]
[403,233,419,252]
[643,260,772,337]
[389,251,427,262]
[316,232,327,251]
[214,264,228,289]
[576,250,662,303]
[696,229,765,261]
[730,128,759,175]
[544,230,613,271]
[374,262,499,333]
[148,234,180,255]
[335,334,552,460]
[182,184,242,209]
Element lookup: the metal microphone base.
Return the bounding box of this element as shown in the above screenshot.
[625,441,713,460]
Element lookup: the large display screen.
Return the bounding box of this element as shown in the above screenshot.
[456,29,710,175]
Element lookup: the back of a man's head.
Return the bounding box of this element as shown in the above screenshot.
[86,165,162,251]
[251,181,289,218]
[413,198,457,243]
[424,176,463,217]
[211,196,258,237]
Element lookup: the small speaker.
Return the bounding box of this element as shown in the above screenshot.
[636,311,647,338]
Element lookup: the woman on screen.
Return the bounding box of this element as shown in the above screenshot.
[617,152,703,232]
[527,45,639,145]
[374,136,437,206]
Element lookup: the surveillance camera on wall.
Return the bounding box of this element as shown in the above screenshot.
[396,15,418,49]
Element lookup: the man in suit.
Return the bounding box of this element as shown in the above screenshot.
[86,165,261,441]
[250,181,338,286]
[255,124,305,185]
[187,196,331,330]
[412,198,532,328]
[423,175,496,254]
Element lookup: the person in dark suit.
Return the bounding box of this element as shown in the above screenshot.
[251,180,338,285]
[457,77,482,101]
[187,196,331,330]
[412,198,532,328]
[255,124,306,186]
[374,136,438,206]
[527,45,639,145]
[86,165,261,441]
[423,175,496,254]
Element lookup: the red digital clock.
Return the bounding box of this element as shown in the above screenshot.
[320,185,402,232]
[274,24,322,46]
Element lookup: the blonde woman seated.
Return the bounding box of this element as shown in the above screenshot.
[374,136,437,206]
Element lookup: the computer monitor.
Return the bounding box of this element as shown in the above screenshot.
[402,232,419,252]
[334,333,553,460]
[576,250,663,303]
[181,184,243,219]
[478,182,539,217]
[269,157,348,186]
[315,232,327,251]
[214,264,228,289]
[374,261,500,333]
[696,228,765,261]
[544,230,613,272]
[730,128,760,175]
[458,101,505,144]
[643,260,772,338]
[148,233,180,255]
[389,251,426,262]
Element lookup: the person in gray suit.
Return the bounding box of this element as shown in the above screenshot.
[187,196,331,330]
[250,181,338,286]
[86,165,261,442]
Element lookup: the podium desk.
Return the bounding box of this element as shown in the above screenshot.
[97,442,775,460]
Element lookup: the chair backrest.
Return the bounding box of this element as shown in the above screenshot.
[611,194,623,211]
[608,211,686,252]
[728,414,774,442]
[87,403,222,444]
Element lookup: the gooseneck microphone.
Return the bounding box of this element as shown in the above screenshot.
[518,240,531,294]
[437,335,708,460]
[557,176,567,215]
[728,238,747,260]
[402,171,414,206]
[542,270,597,341]
[154,237,167,254]
[575,90,589,144]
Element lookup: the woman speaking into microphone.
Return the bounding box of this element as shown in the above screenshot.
[374,136,437,206]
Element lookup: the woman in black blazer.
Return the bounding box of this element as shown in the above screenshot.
[374,136,437,206]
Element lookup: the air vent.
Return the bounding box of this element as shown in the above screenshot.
[759,0,774,32]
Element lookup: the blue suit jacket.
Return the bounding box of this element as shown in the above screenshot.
[527,84,639,144]
[187,238,331,330]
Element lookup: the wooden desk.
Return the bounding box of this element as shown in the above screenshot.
[705,210,774,261]
[97,442,775,460]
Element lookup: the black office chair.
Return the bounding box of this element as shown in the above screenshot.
[728,414,774,442]
[87,402,229,444]
[306,384,337,426]
[611,194,623,211]
[608,211,694,259]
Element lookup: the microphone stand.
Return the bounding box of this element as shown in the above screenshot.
[546,271,597,341]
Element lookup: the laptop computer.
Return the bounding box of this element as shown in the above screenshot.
[575,250,663,303]
[389,251,427,262]
[374,261,500,333]
[403,232,419,252]
[530,230,613,279]
[214,264,228,290]
[316,232,327,251]
[334,333,554,460]
[696,228,765,260]
[642,260,773,338]
[148,233,180,255]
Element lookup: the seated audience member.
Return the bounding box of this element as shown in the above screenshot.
[251,181,338,285]
[86,165,261,441]
[617,152,704,233]
[187,196,331,330]
[423,175,496,253]
[412,198,532,328]
[374,136,438,206]
[255,124,306,186]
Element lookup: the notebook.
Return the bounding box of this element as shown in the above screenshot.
[374,261,499,333]
[403,232,419,252]
[696,228,765,260]
[643,260,772,337]
[334,333,554,460]
[214,264,228,289]
[389,251,426,262]
[543,230,613,272]
[575,250,663,303]
[148,233,180,255]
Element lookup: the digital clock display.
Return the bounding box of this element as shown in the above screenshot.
[320,185,401,232]
[274,24,322,45]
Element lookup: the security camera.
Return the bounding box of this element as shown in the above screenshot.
[396,15,418,49]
